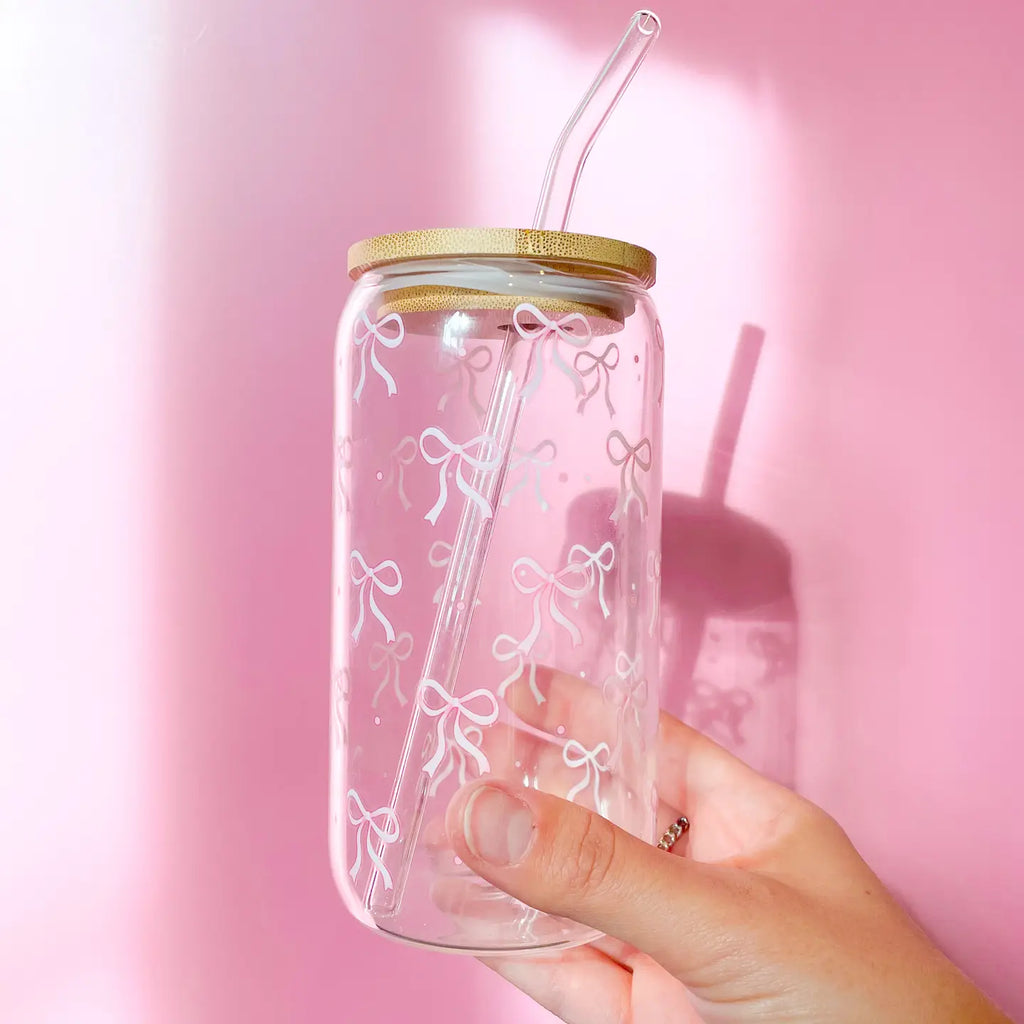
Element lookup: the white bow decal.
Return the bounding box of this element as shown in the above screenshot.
[562,739,612,806]
[574,343,620,417]
[418,427,503,525]
[425,723,484,797]
[491,632,549,705]
[502,440,558,512]
[567,540,616,619]
[515,903,542,942]
[428,540,452,605]
[654,319,665,407]
[512,556,591,649]
[607,430,653,522]
[428,539,480,609]
[417,679,499,778]
[335,435,353,514]
[349,550,402,644]
[615,650,643,684]
[647,550,662,638]
[382,435,417,512]
[332,667,350,750]
[353,311,404,403]
[370,631,414,707]
[603,651,649,735]
[438,343,493,415]
[346,788,400,890]
[512,303,592,400]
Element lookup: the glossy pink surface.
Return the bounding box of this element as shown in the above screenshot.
[2,0,1021,1020]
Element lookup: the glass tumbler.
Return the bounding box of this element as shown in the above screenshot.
[331,228,664,954]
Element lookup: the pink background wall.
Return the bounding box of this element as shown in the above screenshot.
[2,0,1021,1020]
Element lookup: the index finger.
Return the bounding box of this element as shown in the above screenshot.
[655,712,777,817]
[505,665,771,816]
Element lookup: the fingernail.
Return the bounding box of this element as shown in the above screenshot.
[463,785,535,866]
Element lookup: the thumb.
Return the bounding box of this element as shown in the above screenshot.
[446,779,749,976]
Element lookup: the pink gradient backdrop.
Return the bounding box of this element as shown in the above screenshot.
[2,0,1022,1021]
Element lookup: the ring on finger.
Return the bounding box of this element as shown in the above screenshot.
[657,815,690,852]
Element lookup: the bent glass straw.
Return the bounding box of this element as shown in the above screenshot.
[368,10,662,916]
[533,10,662,232]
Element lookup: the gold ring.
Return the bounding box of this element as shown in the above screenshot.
[657,815,690,852]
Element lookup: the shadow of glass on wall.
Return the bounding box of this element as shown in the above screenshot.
[667,322,797,784]
[661,492,797,786]
[562,488,797,787]
[563,323,797,785]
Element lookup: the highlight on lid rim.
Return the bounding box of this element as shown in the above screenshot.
[347,227,657,288]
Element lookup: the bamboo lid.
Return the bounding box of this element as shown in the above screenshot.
[348,227,656,287]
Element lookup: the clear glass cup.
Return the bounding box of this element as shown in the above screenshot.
[331,228,663,954]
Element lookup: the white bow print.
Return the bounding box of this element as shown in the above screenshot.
[332,667,350,750]
[607,430,653,522]
[562,739,612,806]
[647,550,662,638]
[491,631,549,705]
[417,679,499,778]
[349,550,403,644]
[615,650,643,684]
[501,440,558,512]
[335,435,353,514]
[353,311,404,403]
[382,435,417,512]
[418,427,503,525]
[574,343,620,417]
[603,652,649,735]
[438,343,493,415]
[512,302,592,400]
[428,540,452,605]
[654,319,665,406]
[512,556,591,649]
[515,904,542,942]
[370,631,414,707]
[567,541,616,619]
[428,540,480,609]
[426,723,484,797]
[346,788,400,890]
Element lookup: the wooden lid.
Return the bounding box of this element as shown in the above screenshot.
[348,227,656,288]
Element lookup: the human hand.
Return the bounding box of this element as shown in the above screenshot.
[445,670,1011,1024]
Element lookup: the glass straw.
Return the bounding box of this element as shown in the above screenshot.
[533,10,662,231]
[368,10,663,917]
